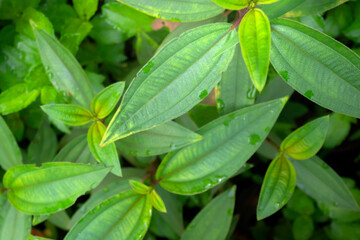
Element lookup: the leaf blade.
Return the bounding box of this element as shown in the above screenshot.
[41,104,95,126]
[0,116,22,170]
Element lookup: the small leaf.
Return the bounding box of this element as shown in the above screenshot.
[212,0,248,10]
[88,121,122,176]
[129,180,151,194]
[90,82,125,119]
[41,104,95,126]
[150,189,167,213]
[239,8,271,92]
[257,154,296,220]
[73,0,98,20]
[281,116,329,160]
[0,116,22,170]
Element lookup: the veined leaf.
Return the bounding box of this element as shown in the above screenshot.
[88,121,122,177]
[73,0,98,20]
[239,8,271,92]
[32,26,94,107]
[156,98,287,195]
[102,23,237,145]
[0,116,22,170]
[129,180,151,194]
[41,104,95,126]
[3,162,110,214]
[65,190,152,240]
[150,189,167,213]
[285,0,348,17]
[281,116,329,160]
[116,0,224,22]
[270,18,360,118]
[181,186,236,240]
[117,121,202,157]
[212,0,248,10]
[260,0,305,20]
[257,154,296,220]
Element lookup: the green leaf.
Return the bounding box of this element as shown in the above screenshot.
[32,25,94,107]
[0,116,22,170]
[65,190,152,240]
[260,0,305,20]
[135,30,160,65]
[181,186,236,240]
[156,98,287,195]
[3,162,110,214]
[117,121,203,157]
[88,121,122,177]
[116,0,224,22]
[324,113,355,149]
[270,18,360,118]
[188,104,220,128]
[101,23,237,145]
[292,215,314,240]
[0,0,41,20]
[285,0,349,17]
[212,0,248,10]
[41,104,95,126]
[256,0,280,4]
[150,189,167,213]
[290,156,359,210]
[239,8,271,92]
[257,154,296,220]
[73,0,98,20]
[91,82,125,119]
[281,116,329,160]
[129,180,151,194]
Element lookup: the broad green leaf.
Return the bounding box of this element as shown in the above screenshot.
[260,0,306,20]
[89,15,126,45]
[65,190,152,240]
[270,18,360,118]
[3,162,110,214]
[41,104,95,126]
[281,116,329,160]
[117,121,202,157]
[257,154,296,220]
[32,26,94,107]
[73,0,98,20]
[0,116,22,170]
[116,0,224,22]
[150,189,167,213]
[239,8,271,92]
[181,186,236,240]
[135,30,160,65]
[156,98,287,195]
[292,215,314,240]
[324,113,355,148]
[212,0,248,10]
[290,156,359,210]
[88,121,122,176]
[129,180,151,194]
[285,0,349,17]
[101,23,237,145]
[91,82,125,119]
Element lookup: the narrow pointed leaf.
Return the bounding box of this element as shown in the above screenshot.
[41,104,95,126]
[212,0,248,10]
[270,18,360,118]
[156,98,287,195]
[0,116,22,170]
[73,0,98,20]
[257,154,296,220]
[102,23,237,145]
[129,180,151,194]
[150,190,167,213]
[285,0,349,17]
[88,121,122,176]
[65,190,152,240]
[281,116,329,160]
[239,8,271,92]
[3,162,110,214]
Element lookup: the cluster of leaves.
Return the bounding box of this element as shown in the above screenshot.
[1,0,360,239]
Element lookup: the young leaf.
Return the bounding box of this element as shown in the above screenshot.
[101,23,237,145]
[270,18,360,118]
[0,116,22,170]
[239,8,271,92]
[212,0,248,10]
[90,82,125,119]
[257,154,296,220]
[3,162,111,214]
[156,98,287,195]
[129,180,151,194]
[181,186,236,240]
[88,121,122,177]
[150,189,167,213]
[73,0,98,20]
[281,116,329,160]
[41,104,95,126]
[116,0,224,22]
[65,190,152,240]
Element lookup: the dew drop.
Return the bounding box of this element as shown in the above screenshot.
[274,203,280,208]
[248,134,261,145]
[216,98,225,111]
[265,127,270,132]
[223,120,230,127]
[199,90,208,99]
[169,143,176,150]
[247,85,257,100]
[279,71,289,82]
[145,150,151,155]
[142,61,154,73]
[304,90,314,99]
[48,72,54,79]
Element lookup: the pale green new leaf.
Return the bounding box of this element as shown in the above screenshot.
[102,23,237,145]
[257,0,280,4]
[257,154,296,220]
[270,18,360,118]
[239,8,271,92]
[212,0,248,10]
[0,116,22,170]
[260,0,305,20]
[73,0,98,20]
[42,104,95,126]
[285,0,348,17]
[3,162,111,214]
[65,190,152,240]
[281,116,329,160]
[150,189,167,213]
[156,98,287,195]
[129,180,151,194]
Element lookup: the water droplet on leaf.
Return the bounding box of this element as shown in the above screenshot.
[304,90,314,99]
[248,134,261,145]
[199,90,208,99]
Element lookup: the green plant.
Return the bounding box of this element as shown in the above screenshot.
[1,0,360,239]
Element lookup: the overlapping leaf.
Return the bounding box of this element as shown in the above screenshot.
[0,116,22,170]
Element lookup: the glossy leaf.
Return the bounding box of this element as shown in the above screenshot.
[65,190,152,240]
[91,82,125,119]
[239,8,271,92]
[41,104,95,126]
[73,0,98,20]
[0,116,22,170]
[156,98,287,195]
[281,116,329,160]
[129,180,151,194]
[3,162,110,214]
[88,121,122,176]
[102,23,237,145]
[181,186,236,240]
[257,154,296,220]
[116,0,224,22]
[260,0,305,20]
[285,0,348,17]
[150,189,167,213]
[212,0,248,10]
[270,18,360,118]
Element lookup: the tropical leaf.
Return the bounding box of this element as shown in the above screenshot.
[41,104,95,126]
[0,116,22,170]
[285,0,349,17]
[260,0,306,20]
